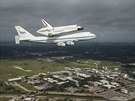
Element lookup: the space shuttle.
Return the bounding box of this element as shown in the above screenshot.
[36,19,83,36]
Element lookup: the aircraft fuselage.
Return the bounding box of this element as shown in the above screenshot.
[29,32,95,44]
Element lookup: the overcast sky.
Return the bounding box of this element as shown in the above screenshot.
[0,0,135,43]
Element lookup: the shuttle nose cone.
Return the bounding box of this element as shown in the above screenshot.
[78,26,83,30]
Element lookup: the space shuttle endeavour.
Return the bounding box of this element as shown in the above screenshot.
[37,19,83,36]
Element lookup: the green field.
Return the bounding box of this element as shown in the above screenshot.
[0,59,120,81]
[0,59,134,101]
[0,97,12,101]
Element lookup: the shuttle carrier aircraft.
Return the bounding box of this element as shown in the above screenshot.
[15,26,96,47]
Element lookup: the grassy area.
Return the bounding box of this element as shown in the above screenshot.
[19,82,37,91]
[38,98,48,101]
[0,98,12,101]
[0,59,120,80]
[128,98,135,101]
[0,85,26,94]
[39,95,109,101]
[0,59,65,80]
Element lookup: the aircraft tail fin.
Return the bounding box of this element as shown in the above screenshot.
[14,26,35,44]
[41,19,53,29]
[15,35,20,44]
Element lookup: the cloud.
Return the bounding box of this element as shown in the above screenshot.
[0,0,135,43]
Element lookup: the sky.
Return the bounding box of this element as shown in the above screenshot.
[0,0,135,43]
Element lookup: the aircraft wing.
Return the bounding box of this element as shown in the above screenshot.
[41,19,53,28]
[53,37,78,46]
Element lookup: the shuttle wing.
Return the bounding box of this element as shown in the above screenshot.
[41,19,53,29]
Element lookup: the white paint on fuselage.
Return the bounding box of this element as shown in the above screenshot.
[37,25,81,36]
[29,32,96,43]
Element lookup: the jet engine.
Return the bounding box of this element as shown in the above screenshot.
[57,42,66,47]
[66,41,74,45]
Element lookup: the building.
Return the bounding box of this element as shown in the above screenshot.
[43,78,58,83]
[121,88,128,94]
[99,80,109,84]
[8,77,22,82]
[94,81,102,87]
[76,73,91,78]
[103,84,116,89]
[111,82,119,86]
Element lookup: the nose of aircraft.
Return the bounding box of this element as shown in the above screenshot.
[90,33,96,38]
[92,33,96,38]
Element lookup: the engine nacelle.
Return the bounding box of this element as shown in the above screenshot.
[66,41,74,45]
[57,42,66,47]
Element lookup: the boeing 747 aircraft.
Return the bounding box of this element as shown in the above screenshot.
[36,19,83,36]
[15,26,96,46]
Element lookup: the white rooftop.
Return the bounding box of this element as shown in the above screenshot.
[8,77,22,82]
